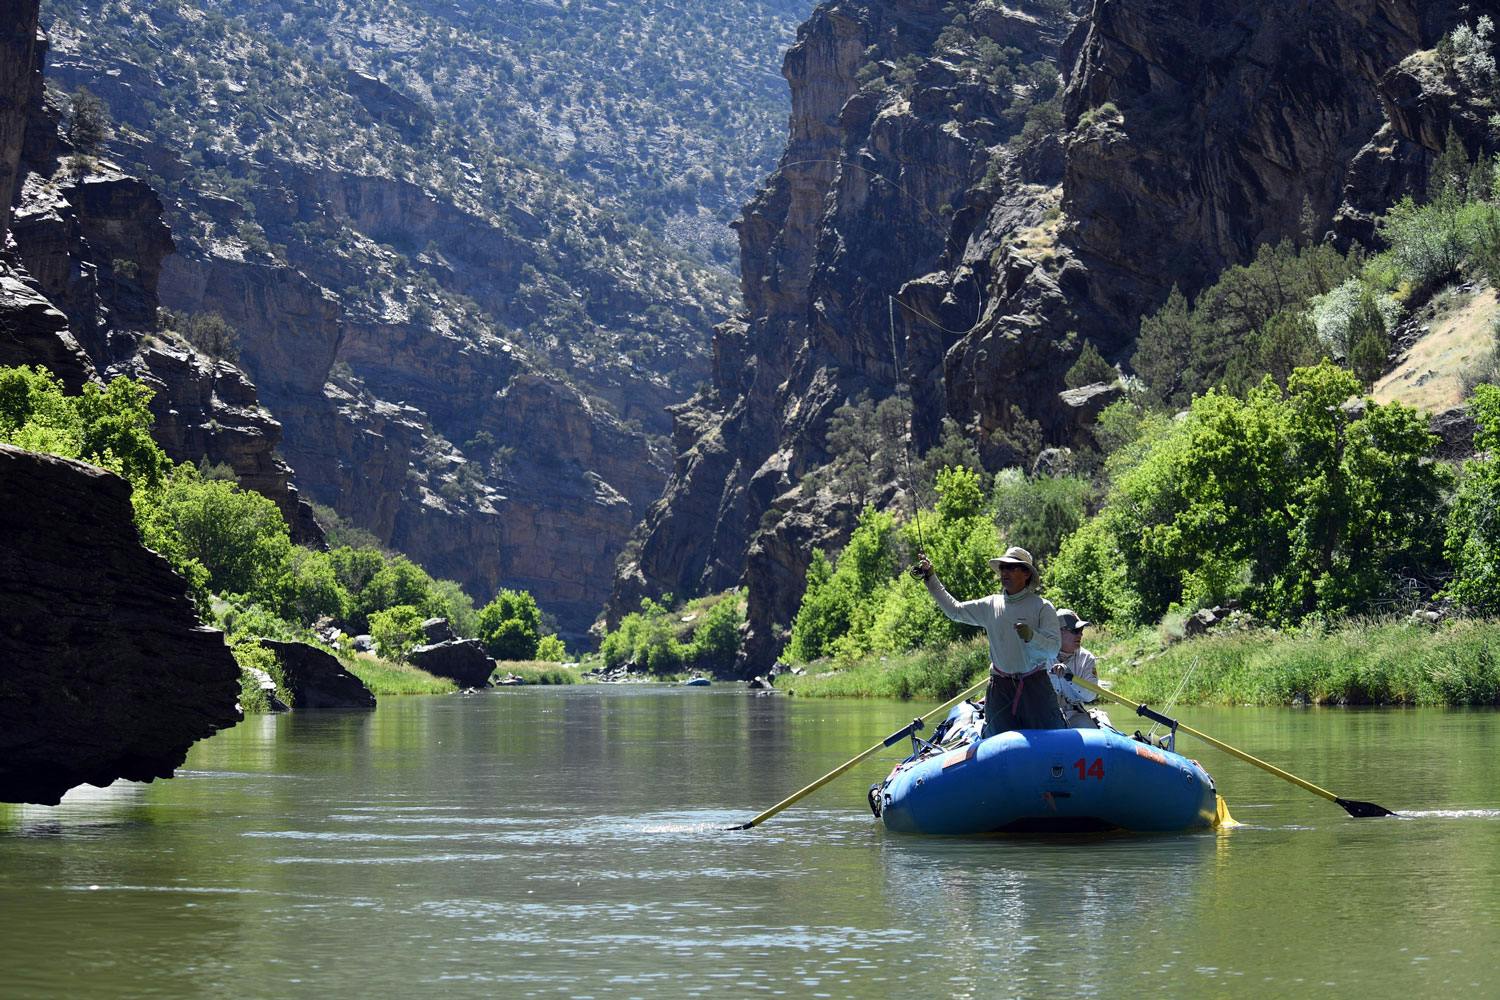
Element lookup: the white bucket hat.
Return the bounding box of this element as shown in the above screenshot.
[987,546,1037,583]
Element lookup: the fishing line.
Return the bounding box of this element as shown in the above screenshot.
[1149,655,1200,740]
[889,293,926,554]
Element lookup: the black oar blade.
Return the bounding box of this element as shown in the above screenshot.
[1336,797,1398,818]
[724,821,754,831]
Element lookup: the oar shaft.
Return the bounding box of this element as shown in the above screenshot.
[1070,676,1339,803]
[733,677,988,830]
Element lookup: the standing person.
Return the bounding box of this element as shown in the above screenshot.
[1049,609,1104,729]
[909,546,1063,735]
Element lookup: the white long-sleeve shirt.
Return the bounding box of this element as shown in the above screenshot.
[1051,647,1098,707]
[924,575,1061,677]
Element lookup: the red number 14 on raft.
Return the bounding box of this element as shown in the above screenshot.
[1074,758,1105,780]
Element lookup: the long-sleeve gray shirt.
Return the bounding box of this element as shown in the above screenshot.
[923,575,1061,677]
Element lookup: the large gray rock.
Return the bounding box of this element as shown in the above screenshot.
[258,640,374,710]
[421,617,457,644]
[0,444,242,805]
[407,639,494,688]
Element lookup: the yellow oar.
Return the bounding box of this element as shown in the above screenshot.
[1066,674,1396,818]
[726,678,988,831]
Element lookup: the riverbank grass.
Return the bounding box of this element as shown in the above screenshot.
[774,637,989,700]
[1100,617,1500,707]
[493,661,581,685]
[341,653,458,696]
[776,618,1500,707]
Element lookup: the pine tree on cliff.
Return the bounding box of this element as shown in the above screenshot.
[66,88,110,158]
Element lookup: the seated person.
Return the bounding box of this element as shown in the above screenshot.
[1048,609,1108,729]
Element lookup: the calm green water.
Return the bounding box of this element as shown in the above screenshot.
[2,687,1497,999]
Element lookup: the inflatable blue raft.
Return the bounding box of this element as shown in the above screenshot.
[872,707,1223,834]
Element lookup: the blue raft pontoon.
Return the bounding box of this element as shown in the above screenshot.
[872,706,1221,834]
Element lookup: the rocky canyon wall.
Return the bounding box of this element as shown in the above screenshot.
[614,0,1478,672]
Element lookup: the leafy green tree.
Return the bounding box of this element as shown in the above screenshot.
[281,547,349,624]
[429,578,479,638]
[990,469,1090,562]
[1444,384,1500,611]
[331,546,387,597]
[0,367,168,489]
[369,604,426,662]
[599,596,682,672]
[354,557,445,629]
[1378,193,1469,293]
[1045,516,1142,627]
[786,550,848,662]
[788,506,898,661]
[135,464,293,605]
[1050,362,1448,625]
[535,634,568,662]
[478,588,543,660]
[686,594,743,672]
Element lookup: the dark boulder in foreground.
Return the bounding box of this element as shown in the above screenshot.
[259,640,375,710]
[0,444,242,805]
[408,639,494,688]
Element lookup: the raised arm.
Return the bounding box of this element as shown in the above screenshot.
[910,553,990,629]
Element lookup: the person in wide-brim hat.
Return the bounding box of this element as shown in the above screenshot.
[986,545,1037,587]
[909,544,1062,735]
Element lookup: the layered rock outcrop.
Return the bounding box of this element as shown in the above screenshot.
[0,444,242,805]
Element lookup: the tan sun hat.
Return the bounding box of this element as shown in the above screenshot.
[1057,608,1090,630]
[987,545,1037,581]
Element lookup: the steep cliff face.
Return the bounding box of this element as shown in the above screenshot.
[0,1,40,243]
[0,444,242,805]
[42,5,735,635]
[612,0,1076,660]
[616,0,1479,671]
[1,22,323,544]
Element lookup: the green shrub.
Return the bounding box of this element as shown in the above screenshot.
[477,588,543,660]
[600,596,683,672]
[1051,362,1448,626]
[787,506,897,661]
[230,639,287,713]
[0,366,169,488]
[134,463,293,607]
[1065,339,1115,388]
[352,556,447,630]
[535,634,568,662]
[1444,384,1500,611]
[788,467,1004,663]
[430,578,479,638]
[989,468,1090,562]
[281,546,349,623]
[369,604,426,662]
[685,593,742,671]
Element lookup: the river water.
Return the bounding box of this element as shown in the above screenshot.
[2,686,1497,999]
